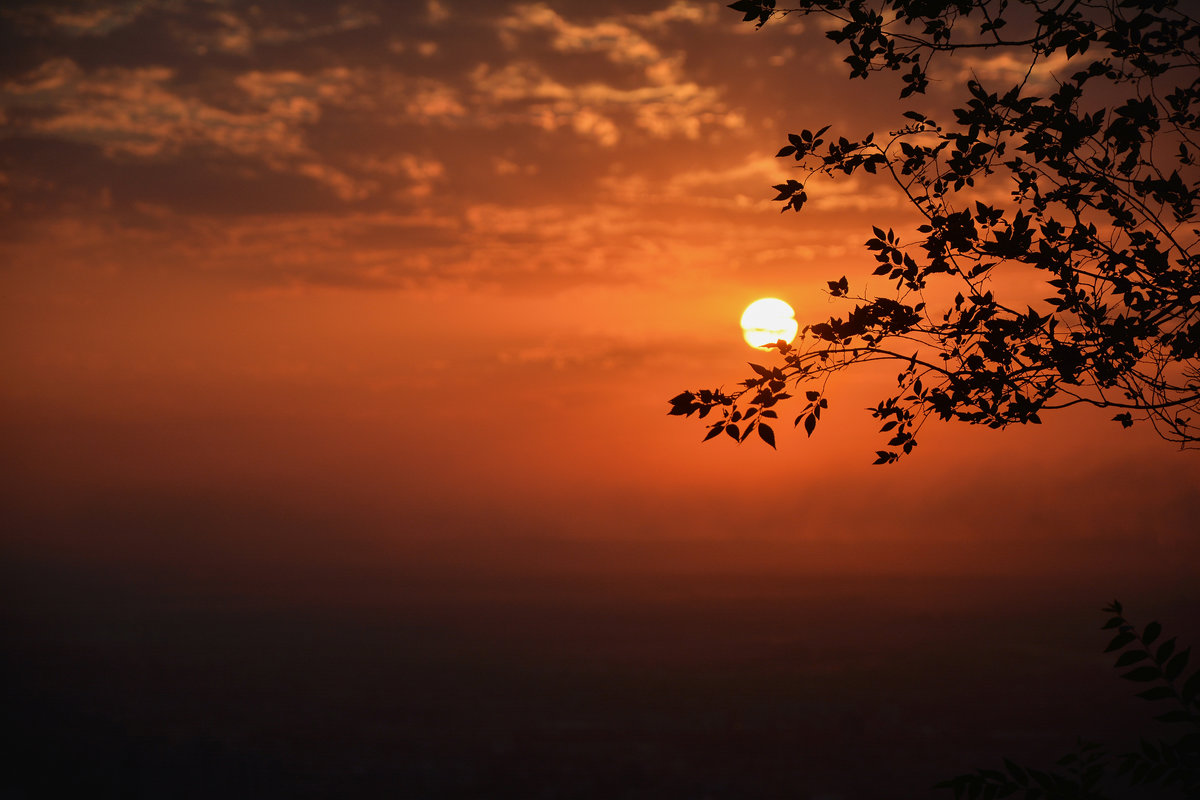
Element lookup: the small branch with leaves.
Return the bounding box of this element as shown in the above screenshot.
[936,601,1200,799]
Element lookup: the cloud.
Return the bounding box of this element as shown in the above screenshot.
[666,156,787,195]
[50,4,148,36]
[954,50,1083,89]
[166,5,382,57]
[399,79,468,121]
[0,60,397,200]
[500,4,672,80]
[351,153,445,198]
[479,3,742,144]
[0,207,464,287]
[3,1,156,37]
[8,2,381,55]
[630,1,718,29]
[498,335,661,373]
[258,6,380,45]
[426,0,450,25]
[2,60,336,159]
[1,57,83,95]
[468,60,740,145]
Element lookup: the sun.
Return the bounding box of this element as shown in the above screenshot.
[741,298,798,350]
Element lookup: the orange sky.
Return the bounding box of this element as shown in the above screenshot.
[2,0,1198,594]
[5,6,1200,798]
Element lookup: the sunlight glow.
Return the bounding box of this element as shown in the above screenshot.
[740,298,798,350]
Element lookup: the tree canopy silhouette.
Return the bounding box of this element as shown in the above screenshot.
[669,0,1200,462]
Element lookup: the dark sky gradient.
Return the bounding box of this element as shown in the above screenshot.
[3,1,1199,797]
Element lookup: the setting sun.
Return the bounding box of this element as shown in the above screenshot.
[740,298,799,349]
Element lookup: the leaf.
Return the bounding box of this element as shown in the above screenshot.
[703,424,724,442]
[1164,649,1189,681]
[1136,686,1175,701]
[1105,631,1136,652]
[1003,759,1028,785]
[1143,621,1162,645]
[750,362,773,377]
[1121,666,1161,682]
[758,423,776,448]
[804,414,817,436]
[806,391,821,401]
[1115,650,1149,667]
[1181,669,1200,704]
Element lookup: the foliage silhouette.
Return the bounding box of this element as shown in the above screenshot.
[936,601,1200,799]
[669,0,1200,461]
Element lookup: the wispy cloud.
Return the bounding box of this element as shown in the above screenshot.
[6,1,381,53]
[467,58,740,146]
[3,60,332,159]
[1,59,387,201]
[485,3,740,144]
[953,50,1085,89]
[4,0,156,37]
[500,4,676,80]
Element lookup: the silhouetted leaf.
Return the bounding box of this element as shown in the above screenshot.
[750,362,773,377]
[1164,650,1190,681]
[1180,670,1200,704]
[1122,666,1162,682]
[1106,631,1136,652]
[1003,759,1028,785]
[1115,650,1150,667]
[1143,621,1162,645]
[758,423,776,448]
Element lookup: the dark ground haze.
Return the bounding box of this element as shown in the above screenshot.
[5,515,1197,800]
